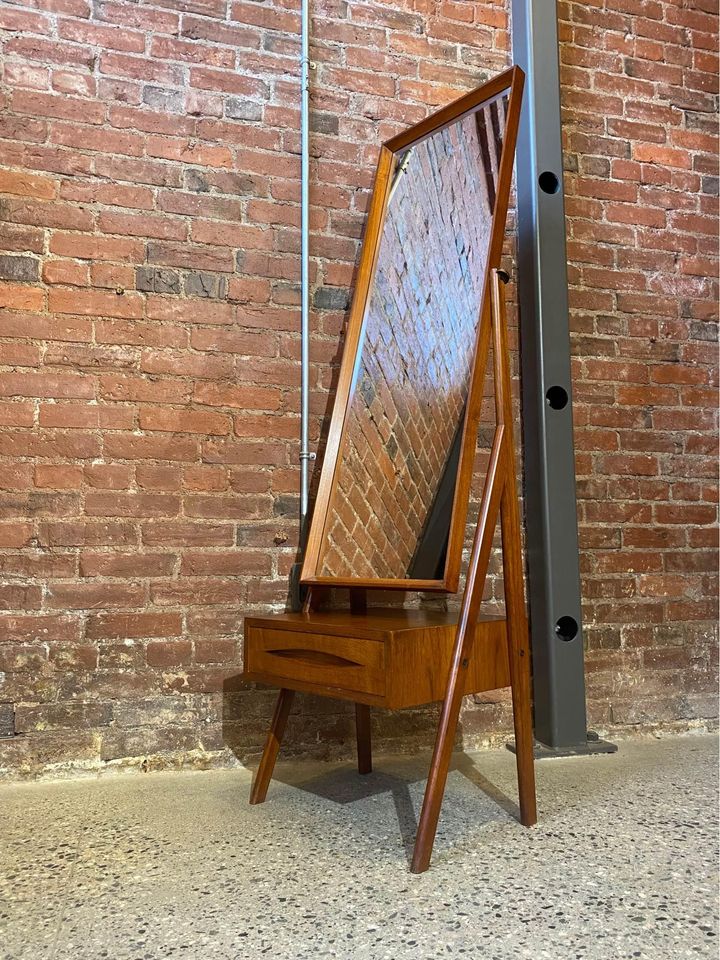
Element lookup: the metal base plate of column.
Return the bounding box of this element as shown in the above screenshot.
[507,730,618,759]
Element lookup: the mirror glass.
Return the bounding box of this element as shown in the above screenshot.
[318,93,509,581]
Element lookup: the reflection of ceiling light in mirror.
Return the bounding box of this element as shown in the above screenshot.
[388,149,413,204]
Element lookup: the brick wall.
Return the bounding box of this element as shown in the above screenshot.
[0,0,716,778]
[321,102,499,579]
[559,0,719,729]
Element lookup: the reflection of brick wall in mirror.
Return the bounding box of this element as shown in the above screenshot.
[320,96,507,580]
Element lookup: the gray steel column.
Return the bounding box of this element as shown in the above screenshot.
[511,0,606,751]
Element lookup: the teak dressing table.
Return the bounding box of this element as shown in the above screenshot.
[243,67,537,873]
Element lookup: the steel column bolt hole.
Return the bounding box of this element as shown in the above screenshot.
[538,171,560,194]
[555,616,578,642]
[546,385,568,410]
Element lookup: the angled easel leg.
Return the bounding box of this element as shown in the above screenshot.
[411,269,537,872]
[355,704,372,775]
[500,482,537,826]
[249,687,295,805]
[411,430,507,874]
[492,269,537,827]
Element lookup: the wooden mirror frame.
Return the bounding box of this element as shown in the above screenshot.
[301,66,525,593]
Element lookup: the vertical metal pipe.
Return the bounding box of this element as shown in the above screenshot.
[299,0,312,547]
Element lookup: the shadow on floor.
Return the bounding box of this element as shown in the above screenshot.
[221,672,519,866]
[265,752,519,865]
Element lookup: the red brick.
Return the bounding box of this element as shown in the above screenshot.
[146,641,192,667]
[84,464,132,489]
[0,5,47,30]
[99,375,190,404]
[150,36,235,68]
[4,62,50,91]
[190,329,278,356]
[50,122,146,157]
[84,492,181,517]
[99,51,183,85]
[95,321,187,351]
[150,580,243,606]
[97,210,187,242]
[37,520,137,547]
[39,403,133,430]
[141,521,234,547]
[138,409,232,436]
[632,143,694,169]
[184,494,266,520]
[11,90,105,125]
[193,383,282,410]
[0,169,57,199]
[34,464,84,489]
[0,284,44,311]
[80,552,176,578]
[0,312,93,347]
[42,260,90,287]
[180,551,271,576]
[183,465,228,492]
[58,19,145,53]
[0,522,34,547]
[135,465,182,491]
[0,372,94,399]
[48,288,144,320]
[60,180,154,210]
[51,70,97,97]
[103,434,199,462]
[0,402,35,427]
[193,638,236,663]
[87,613,183,640]
[145,135,233,169]
[49,232,145,262]
[90,263,136,289]
[46,582,146,609]
[140,351,234,381]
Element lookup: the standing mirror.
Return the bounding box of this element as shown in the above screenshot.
[302,68,524,592]
[245,67,537,874]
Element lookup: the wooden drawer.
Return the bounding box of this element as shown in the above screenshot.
[245,627,385,696]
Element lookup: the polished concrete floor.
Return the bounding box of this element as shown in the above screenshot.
[1,733,717,959]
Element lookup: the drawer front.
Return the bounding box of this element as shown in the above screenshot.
[246,627,385,696]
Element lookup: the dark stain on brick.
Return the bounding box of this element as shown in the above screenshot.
[313,287,350,311]
[226,98,263,122]
[0,703,15,739]
[273,495,298,518]
[136,267,181,294]
[690,321,718,342]
[142,86,184,113]
[184,271,228,299]
[185,170,210,193]
[358,373,376,407]
[310,112,340,136]
[0,255,39,283]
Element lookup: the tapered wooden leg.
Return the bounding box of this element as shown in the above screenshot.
[410,660,467,873]
[500,483,537,826]
[249,688,295,805]
[411,431,507,874]
[355,703,372,775]
[490,267,536,826]
[507,640,537,826]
